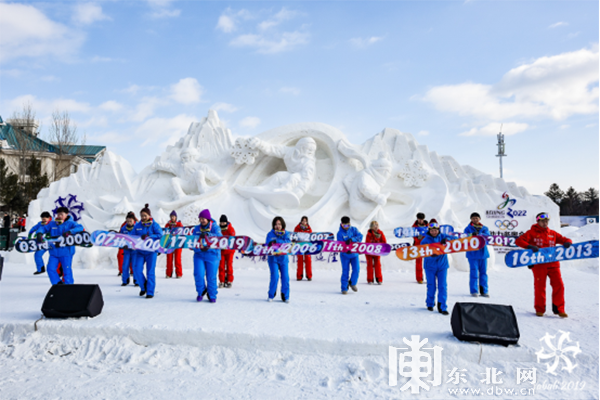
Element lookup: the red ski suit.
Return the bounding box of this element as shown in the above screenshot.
[219,222,236,283]
[516,223,572,314]
[117,221,134,276]
[412,220,428,282]
[165,221,184,277]
[294,223,312,280]
[366,229,387,283]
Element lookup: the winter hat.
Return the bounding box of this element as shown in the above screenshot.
[170,210,177,218]
[470,212,481,219]
[40,211,51,218]
[416,212,425,220]
[429,218,438,225]
[220,214,228,223]
[140,204,151,216]
[199,209,211,220]
[341,216,350,224]
[126,211,137,221]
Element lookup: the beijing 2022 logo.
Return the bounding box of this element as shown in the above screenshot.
[497,192,527,218]
[497,192,517,210]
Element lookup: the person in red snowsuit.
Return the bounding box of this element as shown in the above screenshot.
[294,216,313,281]
[366,220,387,284]
[117,214,136,280]
[165,210,184,278]
[218,214,235,287]
[515,212,572,318]
[412,213,428,284]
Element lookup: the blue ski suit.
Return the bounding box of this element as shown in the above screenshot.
[266,229,291,300]
[133,219,162,296]
[192,219,222,300]
[29,220,50,272]
[464,223,490,295]
[34,217,83,285]
[420,232,453,311]
[337,225,363,292]
[119,224,138,284]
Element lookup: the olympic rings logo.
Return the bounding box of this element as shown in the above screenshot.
[495,220,518,230]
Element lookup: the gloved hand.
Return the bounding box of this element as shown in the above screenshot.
[345,239,351,245]
[201,246,207,252]
[141,234,149,240]
[268,240,276,246]
[36,233,44,244]
[63,231,71,238]
[200,232,207,239]
[563,242,572,249]
[527,245,539,253]
[431,254,439,258]
[440,238,447,245]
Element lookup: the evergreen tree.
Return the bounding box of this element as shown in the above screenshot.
[560,186,582,215]
[583,188,599,215]
[544,183,564,205]
[21,156,49,206]
[0,158,19,208]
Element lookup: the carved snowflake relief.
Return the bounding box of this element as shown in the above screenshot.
[398,160,429,187]
[231,137,260,165]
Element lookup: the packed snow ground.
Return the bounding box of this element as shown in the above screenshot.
[0,227,598,399]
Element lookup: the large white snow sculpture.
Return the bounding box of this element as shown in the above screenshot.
[234,136,317,209]
[26,109,560,269]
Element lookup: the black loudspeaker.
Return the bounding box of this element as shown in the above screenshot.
[451,302,519,346]
[41,284,104,318]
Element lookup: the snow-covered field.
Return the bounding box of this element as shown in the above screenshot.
[0,226,598,399]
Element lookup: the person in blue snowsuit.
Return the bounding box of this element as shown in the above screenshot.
[29,211,52,275]
[192,209,222,302]
[133,204,162,298]
[119,211,138,287]
[420,222,453,315]
[464,212,490,297]
[33,207,83,285]
[266,216,292,303]
[337,216,363,294]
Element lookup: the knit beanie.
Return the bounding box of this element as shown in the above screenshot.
[470,212,481,219]
[170,210,177,218]
[220,214,228,223]
[199,209,211,220]
[416,212,425,220]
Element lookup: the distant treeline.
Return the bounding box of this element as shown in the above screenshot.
[545,184,599,216]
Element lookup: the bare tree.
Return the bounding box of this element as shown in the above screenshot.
[48,110,87,181]
[8,101,40,183]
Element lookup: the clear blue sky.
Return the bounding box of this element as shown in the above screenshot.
[1,0,598,195]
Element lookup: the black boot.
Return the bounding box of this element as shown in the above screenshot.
[139,290,146,296]
[427,307,434,311]
[121,278,130,287]
[437,302,449,315]
[480,285,485,295]
[34,266,46,275]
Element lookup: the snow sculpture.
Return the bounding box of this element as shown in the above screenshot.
[231,138,260,165]
[25,109,561,270]
[234,136,317,209]
[398,159,429,187]
[338,140,394,220]
[152,147,222,200]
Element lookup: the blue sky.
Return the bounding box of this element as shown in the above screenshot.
[1,0,598,195]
